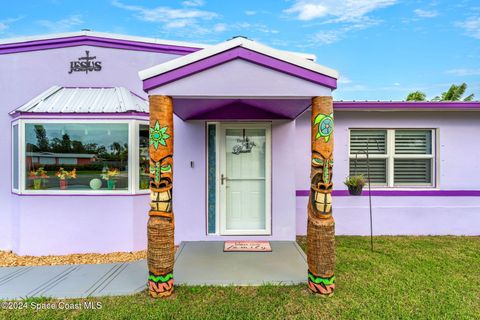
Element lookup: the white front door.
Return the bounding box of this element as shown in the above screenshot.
[219,123,271,235]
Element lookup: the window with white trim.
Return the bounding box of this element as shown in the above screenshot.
[349,129,436,187]
[12,119,150,194]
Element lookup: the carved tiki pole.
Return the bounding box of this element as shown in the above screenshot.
[307,96,336,295]
[148,96,175,298]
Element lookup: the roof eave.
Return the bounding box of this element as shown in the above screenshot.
[139,37,338,81]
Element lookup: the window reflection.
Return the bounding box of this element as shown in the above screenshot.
[25,123,129,191]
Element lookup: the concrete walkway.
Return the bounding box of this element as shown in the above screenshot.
[0,260,148,300]
[0,241,307,300]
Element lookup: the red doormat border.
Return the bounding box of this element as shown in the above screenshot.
[223,241,272,252]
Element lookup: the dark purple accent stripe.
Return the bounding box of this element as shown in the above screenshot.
[296,190,480,197]
[12,192,149,197]
[0,35,202,55]
[10,111,150,118]
[333,101,480,110]
[143,47,337,91]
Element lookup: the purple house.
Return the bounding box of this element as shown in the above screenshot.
[1,31,479,256]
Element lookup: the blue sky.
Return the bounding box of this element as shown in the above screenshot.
[1,0,479,101]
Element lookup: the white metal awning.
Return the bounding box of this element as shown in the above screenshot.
[10,86,148,114]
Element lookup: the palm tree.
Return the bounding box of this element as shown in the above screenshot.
[406,83,475,102]
[406,91,426,101]
[432,83,475,101]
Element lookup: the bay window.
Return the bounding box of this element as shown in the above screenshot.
[349,129,436,187]
[139,124,150,190]
[12,119,150,194]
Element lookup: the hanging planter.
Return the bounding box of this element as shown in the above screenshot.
[344,175,366,196]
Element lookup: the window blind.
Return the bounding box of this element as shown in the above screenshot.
[394,159,432,184]
[349,158,387,184]
[395,130,432,154]
[350,130,387,154]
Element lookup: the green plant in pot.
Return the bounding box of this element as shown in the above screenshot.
[101,167,120,190]
[344,175,366,195]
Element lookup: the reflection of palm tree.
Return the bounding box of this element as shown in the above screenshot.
[110,142,122,156]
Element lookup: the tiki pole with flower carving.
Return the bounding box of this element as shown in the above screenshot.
[148,95,175,298]
[307,96,336,296]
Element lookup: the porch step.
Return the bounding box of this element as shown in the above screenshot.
[174,241,307,286]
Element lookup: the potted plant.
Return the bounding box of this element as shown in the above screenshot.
[28,167,49,190]
[344,175,366,195]
[56,167,77,190]
[101,167,120,190]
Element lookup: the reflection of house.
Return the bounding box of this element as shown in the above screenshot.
[26,152,96,166]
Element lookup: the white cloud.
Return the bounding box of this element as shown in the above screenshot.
[311,30,342,44]
[393,82,401,86]
[308,18,379,45]
[112,0,217,28]
[37,15,83,32]
[285,2,328,21]
[338,75,352,84]
[182,0,204,7]
[456,16,480,39]
[245,11,257,16]
[0,17,23,33]
[284,0,397,23]
[285,1,395,46]
[413,9,438,18]
[213,23,226,32]
[446,68,480,76]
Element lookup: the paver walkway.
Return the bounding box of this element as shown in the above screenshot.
[0,260,147,300]
[0,241,307,300]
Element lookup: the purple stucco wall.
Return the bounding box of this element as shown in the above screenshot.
[1,45,180,254]
[171,119,297,243]
[295,111,480,236]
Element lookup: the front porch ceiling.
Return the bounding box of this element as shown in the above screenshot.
[173,98,311,120]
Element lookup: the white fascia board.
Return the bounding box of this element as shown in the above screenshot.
[282,50,317,61]
[139,37,338,80]
[0,31,209,49]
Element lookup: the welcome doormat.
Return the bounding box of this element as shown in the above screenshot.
[223,241,272,252]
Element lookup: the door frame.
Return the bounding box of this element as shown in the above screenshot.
[218,122,272,235]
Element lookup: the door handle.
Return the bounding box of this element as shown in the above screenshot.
[221,174,227,185]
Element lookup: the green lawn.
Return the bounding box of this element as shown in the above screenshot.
[2,236,479,319]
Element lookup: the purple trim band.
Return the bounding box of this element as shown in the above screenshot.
[296,190,480,197]
[10,111,149,119]
[0,35,202,55]
[143,47,337,91]
[334,101,480,110]
[12,192,149,197]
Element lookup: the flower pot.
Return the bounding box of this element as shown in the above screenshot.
[33,179,42,190]
[348,185,363,196]
[107,180,116,190]
[59,179,68,190]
